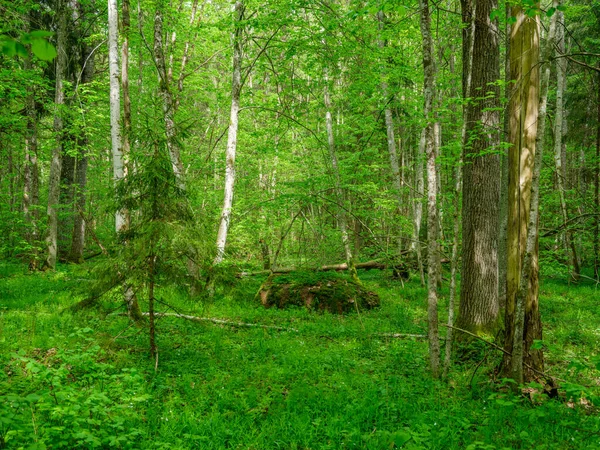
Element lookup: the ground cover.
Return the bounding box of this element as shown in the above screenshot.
[0,262,599,449]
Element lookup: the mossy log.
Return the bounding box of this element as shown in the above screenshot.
[256,271,380,314]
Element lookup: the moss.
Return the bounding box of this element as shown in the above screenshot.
[256,271,380,314]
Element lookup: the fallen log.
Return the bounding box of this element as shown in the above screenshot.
[238,260,390,277]
[125,312,298,332]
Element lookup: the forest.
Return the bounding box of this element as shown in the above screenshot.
[0,0,599,448]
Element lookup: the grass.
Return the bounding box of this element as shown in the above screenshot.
[0,262,599,449]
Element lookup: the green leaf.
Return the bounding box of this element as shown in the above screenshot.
[557,4,566,11]
[490,9,500,21]
[31,39,57,61]
[546,7,556,17]
[27,30,54,39]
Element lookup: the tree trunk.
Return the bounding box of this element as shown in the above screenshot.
[58,153,75,259]
[108,0,125,232]
[596,68,600,281]
[377,11,403,258]
[444,0,476,377]
[413,131,425,286]
[419,0,440,378]
[323,79,357,280]
[44,0,68,270]
[498,1,511,312]
[457,0,501,336]
[553,11,579,282]
[502,4,545,384]
[154,1,185,187]
[121,0,132,165]
[23,54,40,269]
[214,1,244,266]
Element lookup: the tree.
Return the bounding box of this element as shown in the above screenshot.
[43,0,68,270]
[457,0,501,336]
[419,0,440,378]
[502,4,544,384]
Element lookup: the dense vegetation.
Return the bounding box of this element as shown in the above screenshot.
[1,0,599,447]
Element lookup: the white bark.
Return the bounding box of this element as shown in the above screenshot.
[214,1,244,265]
[108,0,125,232]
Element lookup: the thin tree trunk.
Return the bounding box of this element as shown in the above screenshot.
[44,0,68,270]
[503,4,545,384]
[323,80,356,280]
[413,131,425,286]
[213,1,244,266]
[108,0,125,232]
[444,0,475,377]
[122,0,132,165]
[499,1,511,312]
[154,2,185,186]
[457,0,501,336]
[377,11,403,258]
[553,11,579,281]
[23,55,40,269]
[419,0,440,378]
[596,68,600,281]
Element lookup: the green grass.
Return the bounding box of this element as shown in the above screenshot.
[1,263,599,449]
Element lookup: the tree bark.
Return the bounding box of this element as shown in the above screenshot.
[502,4,544,384]
[44,0,68,270]
[457,0,501,336]
[214,1,244,265]
[419,0,440,378]
[23,53,40,269]
[596,68,600,281]
[108,0,125,232]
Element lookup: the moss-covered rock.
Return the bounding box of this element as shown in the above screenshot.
[256,271,380,314]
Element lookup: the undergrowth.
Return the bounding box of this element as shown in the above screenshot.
[0,262,599,449]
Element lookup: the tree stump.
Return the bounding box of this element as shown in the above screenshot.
[256,271,380,314]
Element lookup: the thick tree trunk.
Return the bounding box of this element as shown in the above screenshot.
[213,1,244,266]
[553,13,579,281]
[502,4,545,384]
[419,0,440,378]
[44,0,68,270]
[457,0,501,336]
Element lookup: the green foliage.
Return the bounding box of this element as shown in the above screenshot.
[0,31,56,61]
[0,331,147,448]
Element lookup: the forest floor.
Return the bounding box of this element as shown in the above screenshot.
[0,262,599,449]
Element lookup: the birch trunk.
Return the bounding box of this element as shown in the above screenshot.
[44,0,68,270]
[214,1,244,265]
[419,0,440,378]
[553,10,579,281]
[457,0,501,336]
[23,55,40,268]
[413,132,425,286]
[502,4,545,384]
[108,0,125,232]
